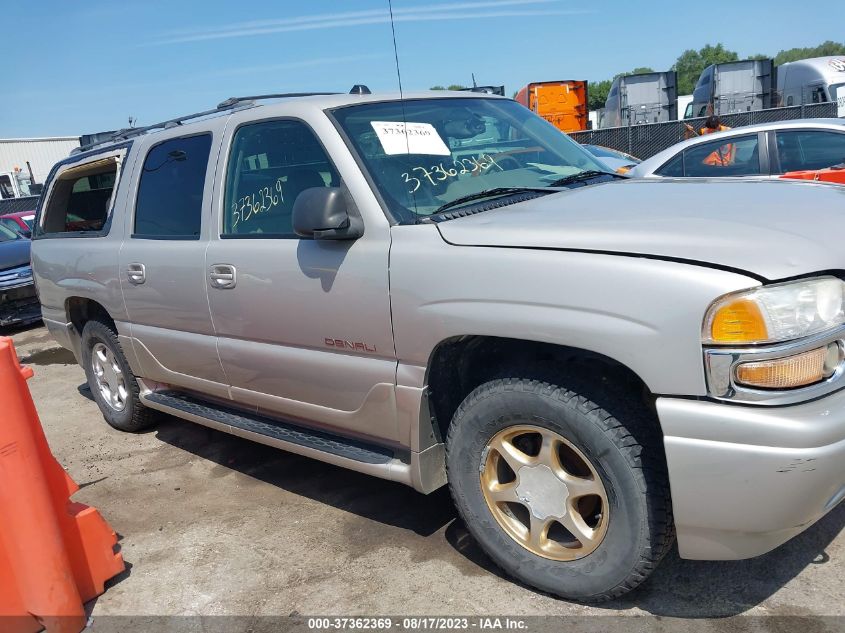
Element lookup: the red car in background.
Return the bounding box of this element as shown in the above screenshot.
[0,210,36,238]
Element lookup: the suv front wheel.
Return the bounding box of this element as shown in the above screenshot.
[445,376,673,602]
[81,320,157,432]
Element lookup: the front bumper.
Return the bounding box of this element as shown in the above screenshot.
[0,281,40,327]
[657,391,845,560]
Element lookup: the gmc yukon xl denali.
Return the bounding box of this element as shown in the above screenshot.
[31,90,845,601]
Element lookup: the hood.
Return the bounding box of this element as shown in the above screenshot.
[435,178,845,281]
[0,238,31,271]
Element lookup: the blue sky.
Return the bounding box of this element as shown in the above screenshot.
[1,0,838,137]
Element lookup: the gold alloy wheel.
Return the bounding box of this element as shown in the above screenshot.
[480,425,609,560]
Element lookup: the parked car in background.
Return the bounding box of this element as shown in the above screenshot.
[0,210,36,238]
[629,119,845,179]
[30,89,845,603]
[582,144,640,173]
[0,223,39,327]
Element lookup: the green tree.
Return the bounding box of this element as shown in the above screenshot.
[774,41,845,65]
[429,85,446,90]
[430,84,468,91]
[588,79,612,110]
[674,43,739,94]
[628,67,655,75]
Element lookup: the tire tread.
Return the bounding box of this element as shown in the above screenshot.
[445,376,674,602]
[82,320,158,433]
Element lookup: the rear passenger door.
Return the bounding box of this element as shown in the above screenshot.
[205,115,397,443]
[119,130,228,397]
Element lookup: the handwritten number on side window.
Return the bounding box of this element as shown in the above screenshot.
[230,177,286,230]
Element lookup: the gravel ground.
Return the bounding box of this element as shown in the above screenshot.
[4,322,844,627]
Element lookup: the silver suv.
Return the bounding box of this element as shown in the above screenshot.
[31,89,845,602]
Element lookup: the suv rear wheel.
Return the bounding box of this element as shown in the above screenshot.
[445,376,673,602]
[81,320,158,432]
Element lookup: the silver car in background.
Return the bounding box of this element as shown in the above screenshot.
[629,118,845,179]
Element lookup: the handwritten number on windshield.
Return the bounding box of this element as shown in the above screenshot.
[401,154,503,194]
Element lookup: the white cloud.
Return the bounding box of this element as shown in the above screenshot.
[202,53,388,79]
[150,0,588,45]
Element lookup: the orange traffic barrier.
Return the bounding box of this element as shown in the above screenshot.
[0,337,124,633]
[781,166,845,185]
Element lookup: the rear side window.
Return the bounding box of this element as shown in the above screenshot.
[134,134,212,239]
[40,157,120,234]
[775,130,845,173]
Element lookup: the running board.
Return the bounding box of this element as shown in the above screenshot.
[140,390,414,485]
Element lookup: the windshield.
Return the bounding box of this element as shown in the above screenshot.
[0,223,22,241]
[331,98,609,222]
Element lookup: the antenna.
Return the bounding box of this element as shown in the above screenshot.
[386,0,416,213]
[387,0,404,99]
[472,73,477,88]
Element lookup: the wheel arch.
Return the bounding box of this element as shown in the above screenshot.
[424,335,659,443]
[63,296,118,361]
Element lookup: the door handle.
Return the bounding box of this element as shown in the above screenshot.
[209,264,236,289]
[126,263,146,285]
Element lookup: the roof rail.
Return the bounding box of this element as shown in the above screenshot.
[76,103,243,153]
[216,92,340,109]
[77,91,341,154]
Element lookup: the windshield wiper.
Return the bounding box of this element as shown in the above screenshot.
[433,186,555,215]
[546,170,620,187]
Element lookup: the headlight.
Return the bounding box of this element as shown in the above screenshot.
[703,276,845,345]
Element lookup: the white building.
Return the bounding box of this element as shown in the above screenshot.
[0,136,80,185]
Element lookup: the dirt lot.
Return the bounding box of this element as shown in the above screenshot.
[5,322,845,621]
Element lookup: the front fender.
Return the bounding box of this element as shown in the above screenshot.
[389,225,759,397]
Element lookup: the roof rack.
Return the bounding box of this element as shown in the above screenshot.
[76,91,342,154]
[216,91,339,109]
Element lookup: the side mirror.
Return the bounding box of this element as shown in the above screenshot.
[292,187,363,240]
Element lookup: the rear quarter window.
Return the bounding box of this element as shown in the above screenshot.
[38,151,126,236]
[655,153,684,177]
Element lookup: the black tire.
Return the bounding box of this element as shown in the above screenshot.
[81,320,158,432]
[445,376,674,602]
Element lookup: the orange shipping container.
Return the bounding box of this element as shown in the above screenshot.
[515,81,588,133]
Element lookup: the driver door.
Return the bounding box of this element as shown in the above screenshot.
[205,114,398,443]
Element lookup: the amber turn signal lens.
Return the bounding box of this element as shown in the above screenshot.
[709,298,768,344]
[735,347,827,390]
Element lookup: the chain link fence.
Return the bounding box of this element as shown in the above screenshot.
[572,102,839,160]
[0,196,39,216]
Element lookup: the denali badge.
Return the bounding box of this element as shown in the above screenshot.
[324,338,377,353]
